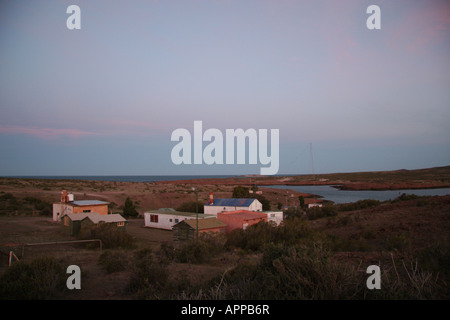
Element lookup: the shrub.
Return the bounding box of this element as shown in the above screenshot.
[127,248,169,299]
[225,218,323,252]
[0,257,66,299]
[98,250,129,274]
[157,242,175,263]
[225,221,277,251]
[306,205,338,220]
[24,197,52,215]
[176,201,204,213]
[392,193,419,202]
[78,223,135,249]
[338,199,381,212]
[203,242,364,300]
[385,233,411,253]
[417,241,450,278]
[336,215,353,226]
[175,234,224,264]
[123,197,139,217]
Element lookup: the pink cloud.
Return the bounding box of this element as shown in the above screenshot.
[389,1,450,53]
[0,125,97,140]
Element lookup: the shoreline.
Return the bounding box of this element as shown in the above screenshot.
[154,177,450,191]
[151,165,450,191]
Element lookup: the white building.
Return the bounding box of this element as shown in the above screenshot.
[144,208,215,230]
[307,202,323,208]
[203,194,263,216]
[263,211,284,226]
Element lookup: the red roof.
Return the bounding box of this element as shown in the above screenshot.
[219,210,267,220]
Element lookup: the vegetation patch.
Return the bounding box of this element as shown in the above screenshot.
[0,257,66,299]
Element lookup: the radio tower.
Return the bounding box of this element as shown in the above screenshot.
[310,143,316,202]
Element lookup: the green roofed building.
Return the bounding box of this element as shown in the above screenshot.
[172,217,227,247]
[62,212,127,236]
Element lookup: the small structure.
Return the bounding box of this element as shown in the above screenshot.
[305,198,324,208]
[172,217,227,246]
[144,209,215,230]
[53,190,109,221]
[217,210,268,234]
[62,212,127,236]
[204,192,262,216]
[263,211,284,226]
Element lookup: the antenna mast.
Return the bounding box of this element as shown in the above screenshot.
[310,143,316,203]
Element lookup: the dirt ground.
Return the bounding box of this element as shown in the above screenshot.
[0,216,239,300]
[0,172,449,299]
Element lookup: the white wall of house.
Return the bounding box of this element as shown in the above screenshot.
[52,203,73,221]
[144,212,200,230]
[264,211,284,226]
[204,200,263,216]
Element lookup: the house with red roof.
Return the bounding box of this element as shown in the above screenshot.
[217,210,268,234]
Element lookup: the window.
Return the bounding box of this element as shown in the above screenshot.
[150,214,158,223]
[117,221,125,227]
[175,219,179,223]
[83,209,91,213]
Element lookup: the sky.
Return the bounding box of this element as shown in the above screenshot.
[0,0,449,176]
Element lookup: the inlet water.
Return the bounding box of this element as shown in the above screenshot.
[265,185,450,204]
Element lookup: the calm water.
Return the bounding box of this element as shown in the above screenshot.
[5,175,450,204]
[265,185,450,204]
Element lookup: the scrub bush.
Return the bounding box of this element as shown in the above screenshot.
[78,223,135,249]
[0,257,66,299]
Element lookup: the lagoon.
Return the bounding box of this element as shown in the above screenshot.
[264,185,450,204]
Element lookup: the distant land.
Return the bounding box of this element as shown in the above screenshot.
[1,165,449,213]
[155,165,450,191]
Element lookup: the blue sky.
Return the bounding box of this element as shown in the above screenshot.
[0,0,449,176]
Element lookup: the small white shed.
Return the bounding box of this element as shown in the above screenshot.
[262,211,284,226]
[144,209,215,230]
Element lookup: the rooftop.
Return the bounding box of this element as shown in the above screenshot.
[218,210,267,220]
[69,200,110,206]
[63,212,126,223]
[178,217,227,230]
[204,198,258,207]
[145,210,214,218]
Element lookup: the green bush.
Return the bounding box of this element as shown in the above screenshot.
[175,234,224,264]
[417,241,450,278]
[225,218,323,252]
[127,248,169,299]
[122,197,139,217]
[385,233,411,252]
[338,199,381,212]
[98,250,129,273]
[176,201,204,213]
[78,223,135,249]
[225,221,277,251]
[392,193,419,203]
[306,206,338,220]
[203,242,365,300]
[157,242,175,263]
[0,257,66,299]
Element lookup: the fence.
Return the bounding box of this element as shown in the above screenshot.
[1,239,103,267]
